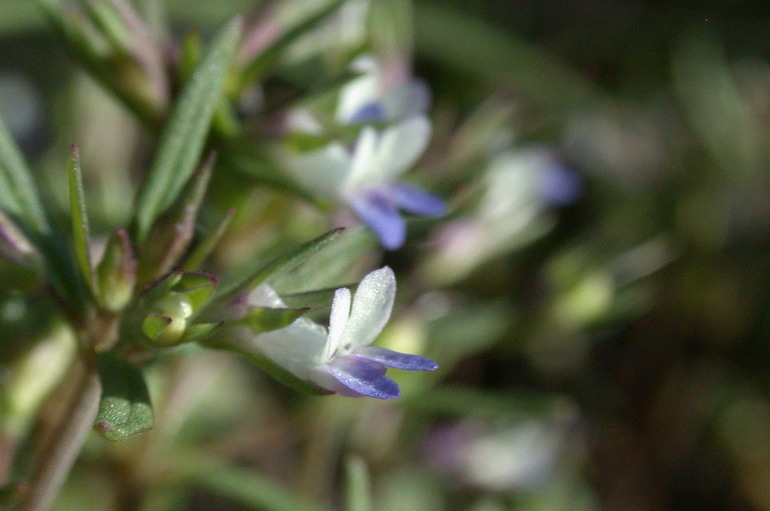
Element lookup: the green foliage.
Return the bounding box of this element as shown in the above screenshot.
[94,355,154,441]
[132,17,241,243]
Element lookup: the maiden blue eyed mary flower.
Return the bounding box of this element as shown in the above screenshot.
[240,266,437,399]
[289,117,446,249]
[336,55,431,125]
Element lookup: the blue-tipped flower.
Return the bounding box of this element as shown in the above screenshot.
[290,117,446,249]
[241,267,437,399]
[336,55,431,125]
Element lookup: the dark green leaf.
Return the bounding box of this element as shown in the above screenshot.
[94,355,154,441]
[133,17,242,243]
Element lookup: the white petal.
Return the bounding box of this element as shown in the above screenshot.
[345,126,380,193]
[251,318,329,379]
[372,116,431,183]
[324,287,351,362]
[338,266,396,351]
[336,73,381,124]
[288,143,351,201]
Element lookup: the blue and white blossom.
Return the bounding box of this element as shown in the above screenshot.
[239,266,437,399]
[427,148,581,282]
[336,55,431,125]
[289,117,446,249]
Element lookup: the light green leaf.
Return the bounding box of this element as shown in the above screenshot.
[133,17,242,243]
[239,306,309,334]
[218,228,346,299]
[94,355,154,441]
[193,462,325,511]
[67,145,97,296]
[0,113,48,237]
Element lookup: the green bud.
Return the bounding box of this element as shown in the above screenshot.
[96,229,136,312]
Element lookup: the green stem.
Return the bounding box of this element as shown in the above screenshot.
[16,357,100,511]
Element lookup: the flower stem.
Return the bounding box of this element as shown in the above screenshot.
[16,356,100,511]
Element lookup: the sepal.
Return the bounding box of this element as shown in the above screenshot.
[95,229,136,312]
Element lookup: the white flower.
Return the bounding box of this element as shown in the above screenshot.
[336,55,430,125]
[289,117,446,249]
[241,267,437,398]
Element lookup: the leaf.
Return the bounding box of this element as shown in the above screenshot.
[182,207,234,271]
[239,306,309,334]
[94,355,154,441]
[136,153,215,284]
[0,112,49,237]
[271,226,376,294]
[193,463,325,511]
[238,0,346,90]
[133,17,242,244]
[218,228,346,298]
[345,455,373,511]
[67,145,97,296]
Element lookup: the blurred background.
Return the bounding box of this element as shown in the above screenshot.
[1,1,770,510]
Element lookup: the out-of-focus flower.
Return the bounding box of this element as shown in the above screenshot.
[425,411,582,492]
[426,148,581,282]
[290,117,446,249]
[234,266,437,398]
[337,55,431,125]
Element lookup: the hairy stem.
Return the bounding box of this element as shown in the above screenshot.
[16,356,100,511]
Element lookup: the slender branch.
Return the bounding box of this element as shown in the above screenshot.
[16,357,100,511]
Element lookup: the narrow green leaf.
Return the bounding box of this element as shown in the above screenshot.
[240,306,309,334]
[179,321,221,344]
[67,145,97,295]
[271,226,375,293]
[136,153,215,284]
[0,113,48,237]
[218,227,346,298]
[133,17,242,243]
[238,0,346,90]
[193,463,325,511]
[94,355,154,441]
[182,207,235,271]
[345,455,373,511]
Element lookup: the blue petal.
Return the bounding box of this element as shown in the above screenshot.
[349,101,387,124]
[327,355,400,399]
[350,193,406,250]
[356,346,439,371]
[539,166,582,206]
[390,183,447,217]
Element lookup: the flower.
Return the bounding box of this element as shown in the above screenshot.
[241,266,437,399]
[336,55,431,125]
[289,117,446,249]
[425,148,581,283]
